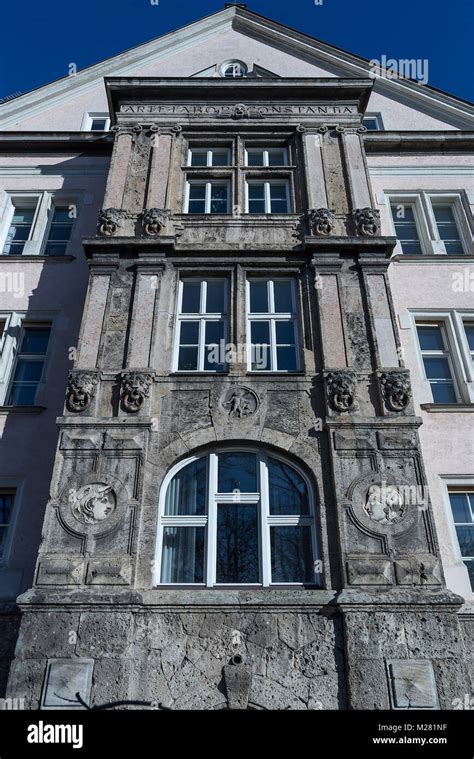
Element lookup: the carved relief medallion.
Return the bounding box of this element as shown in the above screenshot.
[70,484,116,525]
[222,387,259,418]
[364,484,406,525]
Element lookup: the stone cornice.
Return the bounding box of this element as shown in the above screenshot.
[364,131,474,154]
[0,132,113,154]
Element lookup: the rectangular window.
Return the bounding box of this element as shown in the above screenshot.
[246,148,288,166]
[43,206,74,255]
[464,322,474,367]
[416,323,457,403]
[0,489,15,559]
[83,113,111,131]
[2,201,38,255]
[188,148,230,167]
[247,279,299,372]
[247,181,290,214]
[8,324,51,406]
[390,203,423,255]
[363,113,384,131]
[176,280,227,372]
[186,181,230,214]
[448,490,474,590]
[432,205,464,255]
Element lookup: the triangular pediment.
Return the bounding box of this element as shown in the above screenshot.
[0,5,471,131]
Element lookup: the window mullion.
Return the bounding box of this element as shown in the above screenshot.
[270,319,278,371]
[260,454,271,586]
[264,182,271,213]
[205,182,211,214]
[198,318,206,372]
[207,453,217,586]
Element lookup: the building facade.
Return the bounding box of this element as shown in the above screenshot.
[0,6,472,710]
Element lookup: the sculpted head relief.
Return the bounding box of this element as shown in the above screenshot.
[70,484,116,525]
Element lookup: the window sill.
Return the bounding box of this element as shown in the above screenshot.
[0,405,47,415]
[420,403,474,412]
[392,254,474,263]
[0,255,75,263]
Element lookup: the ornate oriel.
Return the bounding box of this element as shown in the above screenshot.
[121,371,152,413]
[308,208,336,236]
[66,371,99,413]
[326,371,357,412]
[354,207,381,237]
[381,371,411,412]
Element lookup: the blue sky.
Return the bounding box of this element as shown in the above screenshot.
[0,0,472,101]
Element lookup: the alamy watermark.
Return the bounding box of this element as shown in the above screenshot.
[369,55,429,85]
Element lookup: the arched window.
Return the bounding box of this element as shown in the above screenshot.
[220,60,248,78]
[155,449,320,587]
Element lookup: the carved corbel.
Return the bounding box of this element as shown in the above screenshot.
[379,370,412,413]
[354,207,381,237]
[325,370,357,412]
[141,208,170,237]
[308,208,336,236]
[120,371,153,413]
[66,371,100,413]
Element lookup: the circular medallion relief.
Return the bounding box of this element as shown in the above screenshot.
[70,484,116,525]
[363,484,406,525]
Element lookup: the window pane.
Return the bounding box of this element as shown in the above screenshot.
[251,321,270,344]
[466,561,474,590]
[218,452,258,493]
[430,381,457,404]
[251,344,270,371]
[274,281,293,313]
[3,206,36,255]
[433,206,464,254]
[275,321,295,344]
[206,281,225,314]
[247,151,265,166]
[181,282,201,313]
[217,503,259,583]
[423,357,453,381]
[271,526,314,583]
[455,526,474,557]
[463,324,474,352]
[248,184,265,214]
[391,204,422,255]
[211,151,230,166]
[0,492,14,527]
[249,281,268,313]
[164,459,207,515]
[161,526,205,583]
[276,346,297,371]
[9,384,38,406]
[179,321,199,344]
[188,184,206,213]
[11,360,43,383]
[178,346,199,371]
[268,149,287,166]
[417,325,444,351]
[190,151,208,167]
[210,184,228,214]
[204,321,226,372]
[91,119,107,131]
[449,493,472,523]
[268,458,309,515]
[21,328,50,354]
[269,184,288,213]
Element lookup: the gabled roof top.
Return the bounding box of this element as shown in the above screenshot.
[0,4,472,129]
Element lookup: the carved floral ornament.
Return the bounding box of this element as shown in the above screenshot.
[380,371,411,412]
[121,371,153,413]
[308,208,336,236]
[326,371,356,412]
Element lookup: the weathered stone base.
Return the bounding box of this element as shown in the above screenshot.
[6,590,473,710]
[0,608,21,698]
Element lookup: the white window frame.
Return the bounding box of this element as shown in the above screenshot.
[0,478,24,566]
[386,192,472,256]
[245,148,289,167]
[6,321,52,406]
[0,191,77,257]
[173,279,228,373]
[411,310,474,404]
[246,278,300,373]
[441,477,474,596]
[184,179,231,214]
[80,112,111,132]
[187,148,231,167]
[0,312,56,406]
[245,179,291,214]
[154,447,320,588]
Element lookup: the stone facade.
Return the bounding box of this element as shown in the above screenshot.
[4,71,471,711]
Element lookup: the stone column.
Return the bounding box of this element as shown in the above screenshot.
[75,267,114,368]
[103,128,133,209]
[126,260,165,369]
[146,131,173,210]
[302,130,328,209]
[340,129,373,211]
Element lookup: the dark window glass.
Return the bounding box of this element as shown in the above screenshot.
[433,205,464,255]
[181,282,201,313]
[248,184,265,214]
[274,281,293,312]
[249,281,268,313]
[164,458,207,516]
[161,527,205,583]
[268,457,309,515]
[417,325,445,352]
[271,526,313,583]
[217,503,259,583]
[3,206,36,255]
[390,204,422,255]
[44,206,74,255]
[206,281,225,314]
[218,452,258,493]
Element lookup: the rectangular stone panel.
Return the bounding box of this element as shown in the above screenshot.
[386,660,438,709]
[41,659,94,710]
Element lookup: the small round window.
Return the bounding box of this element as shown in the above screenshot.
[220,60,248,78]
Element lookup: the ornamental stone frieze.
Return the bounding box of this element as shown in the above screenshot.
[353,207,381,237]
[325,370,357,413]
[308,208,336,236]
[120,371,153,413]
[66,371,100,413]
[379,370,412,413]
